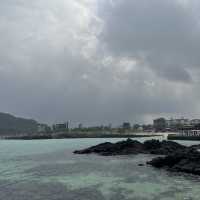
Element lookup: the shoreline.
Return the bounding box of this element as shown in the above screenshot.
[0,133,162,140]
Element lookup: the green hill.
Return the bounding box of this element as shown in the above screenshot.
[0,112,38,135]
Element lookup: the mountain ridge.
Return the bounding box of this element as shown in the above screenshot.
[0,112,38,134]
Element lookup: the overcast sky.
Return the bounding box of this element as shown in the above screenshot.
[1,0,200,125]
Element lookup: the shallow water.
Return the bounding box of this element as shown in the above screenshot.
[0,137,200,200]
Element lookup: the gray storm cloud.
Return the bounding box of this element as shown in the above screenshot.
[99,0,200,82]
[0,0,200,125]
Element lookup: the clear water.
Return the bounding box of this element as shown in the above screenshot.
[0,137,200,200]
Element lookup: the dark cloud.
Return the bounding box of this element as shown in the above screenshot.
[98,0,200,82]
[0,0,200,125]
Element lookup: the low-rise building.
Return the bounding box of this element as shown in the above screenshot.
[190,119,200,126]
[166,118,190,127]
[53,122,69,132]
[153,118,166,132]
[122,122,131,130]
[154,117,200,132]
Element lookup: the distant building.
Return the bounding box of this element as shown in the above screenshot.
[179,124,200,137]
[122,122,131,130]
[176,118,188,125]
[78,123,83,129]
[142,124,154,132]
[154,117,200,132]
[190,119,200,126]
[53,122,69,132]
[166,118,190,130]
[153,118,166,132]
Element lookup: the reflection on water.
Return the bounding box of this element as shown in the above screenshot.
[0,138,200,200]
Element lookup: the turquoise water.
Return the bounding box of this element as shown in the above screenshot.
[0,138,200,200]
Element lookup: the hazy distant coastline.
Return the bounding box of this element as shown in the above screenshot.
[0,132,162,140]
[0,112,162,140]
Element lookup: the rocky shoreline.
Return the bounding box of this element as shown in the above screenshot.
[74,138,200,176]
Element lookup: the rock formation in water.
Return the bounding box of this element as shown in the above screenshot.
[74,138,200,176]
[74,138,186,156]
[147,148,200,175]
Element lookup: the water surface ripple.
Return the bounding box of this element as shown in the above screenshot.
[0,138,200,200]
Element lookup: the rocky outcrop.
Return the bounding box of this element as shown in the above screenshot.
[74,138,186,156]
[147,148,200,175]
[74,138,200,176]
[74,139,145,156]
[143,139,186,155]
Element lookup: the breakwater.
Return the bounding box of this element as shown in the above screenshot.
[0,132,161,140]
[168,134,200,141]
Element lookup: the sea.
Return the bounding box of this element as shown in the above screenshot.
[0,137,200,200]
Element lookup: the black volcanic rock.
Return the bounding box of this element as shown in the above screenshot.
[144,140,186,155]
[74,138,200,176]
[74,138,186,156]
[74,142,114,155]
[147,149,200,175]
[74,139,145,156]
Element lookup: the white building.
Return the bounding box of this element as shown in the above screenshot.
[180,129,200,137]
[166,118,190,127]
[190,119,200,125]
